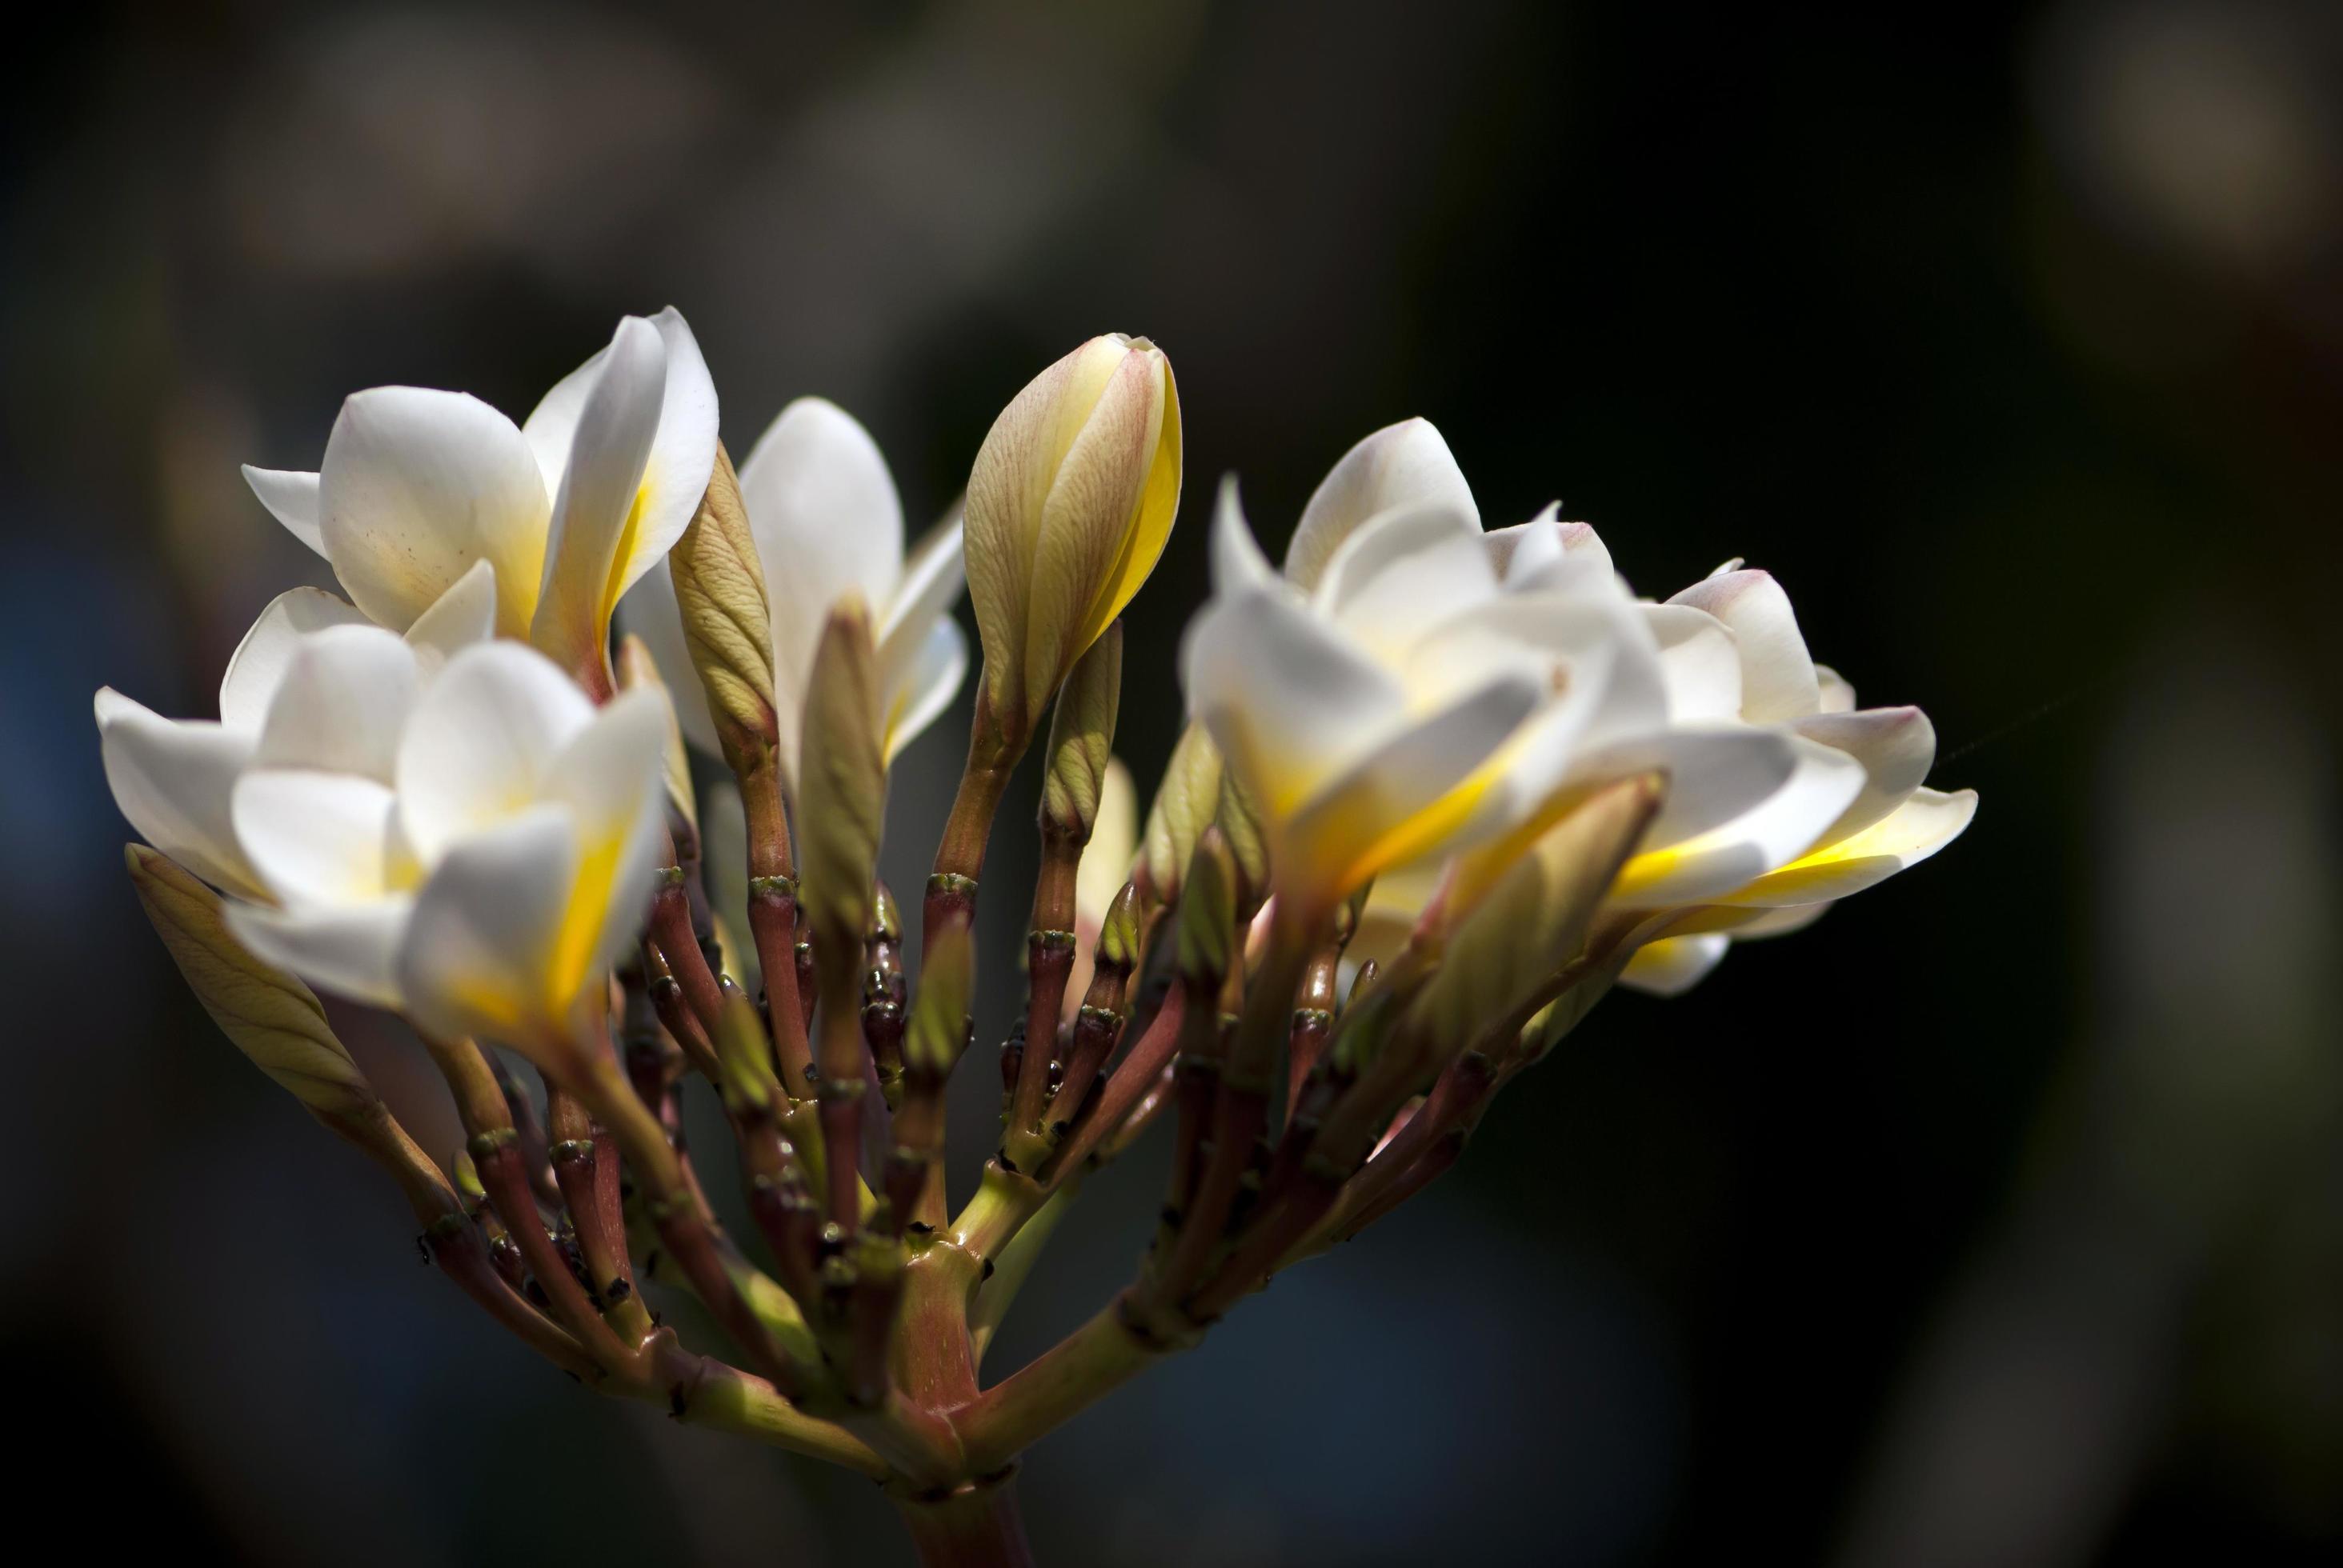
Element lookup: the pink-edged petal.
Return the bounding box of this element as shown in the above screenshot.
[1668,569,1818,722]
[1644,603,1742,722]
[1285,418,1476,590]
[1788,705,1936,845]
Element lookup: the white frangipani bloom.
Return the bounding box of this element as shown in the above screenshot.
[623,396,968,796]
[94,563,499,901]
[1617,563,1977,995]
[243,307,719,689]
[1184,419,1848,914]
[222,640,671,1050]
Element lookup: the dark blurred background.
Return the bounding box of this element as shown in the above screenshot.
[6,2,2340,1563]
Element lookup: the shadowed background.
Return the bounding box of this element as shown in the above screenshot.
[4,2,2340,1563]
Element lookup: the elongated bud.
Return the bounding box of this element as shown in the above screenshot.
[1041,622,1123,838]
[670,443,778,778]
[797,599,885,953]
[904,921,973,1079]
[1095,881,1143,976]
[617,632,698,837]
[1408,775,1661,1056]
[127,844,374,1117]
[1136,722,1223,908]
[1216,767,1268,914]
[1176,828,1238,984]
[964,334,1182,741]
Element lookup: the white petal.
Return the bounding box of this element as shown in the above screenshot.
[741,398,906,694]
[1182,588,1407,819]
[1608,735,1866,907]
[1736,901,1829,938]
[1721,787,1977,907]
[1315,505,1492,649]
[95,690,262,897]
[1283,670,1545,892]
[1788,706,1936,845]
[226,898,413,1010]
[1208,477,1278,598]
[1814,663,1856,713]
[318,387,550,636]
[1285,418,1476,590]
[879,615,968,770]
[620,309,722,604]
[1666,570,1817,722]
[1619,934,1731,997]
[541,689,671,985]
[1644,603,1742,722]
[615,557,722,754]
[218,587,369,732]
[396,806,582,1046]
[233,770,405,907]
[1571,723,1800,850]
[242,466,326,557]
[252,626,420,782]
[531,317,667,664]
[403,558,499,673]
[396,642,596,863]
[881,506,968,646]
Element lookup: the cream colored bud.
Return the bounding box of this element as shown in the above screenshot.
[1176,828,1238,984]
[126,844,375,1117]
[616,632,698,838]
[1408,775,1660,1058]
[904,920,973,1078]
[1040,622,1123,838]
[964,334,1182,740]
[1136,722,1223,909]
[1216,767,1268,913]
[669,442,778,778]
[796,598,886,952]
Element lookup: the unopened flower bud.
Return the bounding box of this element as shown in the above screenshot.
[126,843,375,1118]
[1408,775,1660,1057]
[1135,722,1223,909]
[964,334,1181,742]
[797,598,886,954]
[668,442,779,778]
[1041,622,1123,841]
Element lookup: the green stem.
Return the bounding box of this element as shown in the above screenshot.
[955,1292,1190,1475]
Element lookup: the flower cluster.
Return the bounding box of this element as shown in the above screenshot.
[98,313,1970,1562]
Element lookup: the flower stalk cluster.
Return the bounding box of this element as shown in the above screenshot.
[99,315,1972,1566]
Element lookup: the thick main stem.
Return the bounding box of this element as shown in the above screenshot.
[894,1474,1035,1568]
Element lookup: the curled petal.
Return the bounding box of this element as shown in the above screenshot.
[318,386,549,636]
[1284,418,1476,590]
[396,806,582,1050]
[218,587,368,732]
[1668,569,1818,722]
[252,625,419,782]
[242,466,326,558]
[396,642,596,863]
[96,690,262,898]
[1618,934,1732,996]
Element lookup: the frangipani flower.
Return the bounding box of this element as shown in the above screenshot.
[624,396,968,795]
[1187,420,1846,918]
[95,564,499,901]
[243,308,718,691]
[964,334,1181,742]
[222,640,671,1052]
[1617,564,1977,994]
